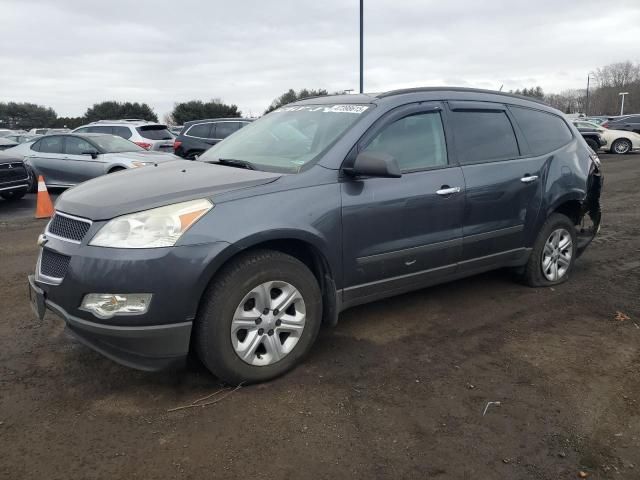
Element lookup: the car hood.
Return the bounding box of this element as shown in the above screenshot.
[55,160,282,220]
[101,151,180,163]
[0,151,25,163]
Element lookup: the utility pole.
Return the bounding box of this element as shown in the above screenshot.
[585,75,591,116]
[619,92,629,116]
[359,0,364,94]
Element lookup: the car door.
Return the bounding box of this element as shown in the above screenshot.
[447,102,552,271]
[62,136,105,183]
[26,136,67,186]
[341,103,465,304]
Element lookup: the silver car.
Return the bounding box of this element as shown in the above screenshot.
[13,133,182,188]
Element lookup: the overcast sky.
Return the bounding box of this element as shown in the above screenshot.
[1,0,639,119]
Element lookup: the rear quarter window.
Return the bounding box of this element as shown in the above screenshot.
[510,107,573,156]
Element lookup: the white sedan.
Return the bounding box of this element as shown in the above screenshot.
[574,120,640,154]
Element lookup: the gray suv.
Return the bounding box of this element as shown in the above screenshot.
[28,88,602,384]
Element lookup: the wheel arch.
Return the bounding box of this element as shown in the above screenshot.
[544,191,585,225]
[107,164,128,173]
[195,231,340,328]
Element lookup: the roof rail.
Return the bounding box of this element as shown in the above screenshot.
[91,119,148,124]
[376,86,548,105]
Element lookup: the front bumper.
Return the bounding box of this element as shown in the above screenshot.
[30,274,191,370]
[30,232,232,370]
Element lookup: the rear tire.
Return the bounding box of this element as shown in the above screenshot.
[611,138,631,155]
[1,188,27,201]
[195,249,322,384]
[522,213,577,287]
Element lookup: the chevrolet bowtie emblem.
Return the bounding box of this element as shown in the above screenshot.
[37,234,48,247]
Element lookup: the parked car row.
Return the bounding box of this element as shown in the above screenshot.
[5,133,181,190]
[573,119,640,154]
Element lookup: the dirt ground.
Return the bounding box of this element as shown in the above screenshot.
[1,154,639,480]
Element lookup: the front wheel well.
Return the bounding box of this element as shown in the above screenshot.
[203,239,338,326]
[108,166,126,173]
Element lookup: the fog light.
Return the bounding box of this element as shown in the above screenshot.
[80,293,152,319]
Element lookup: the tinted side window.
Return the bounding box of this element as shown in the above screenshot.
[88,126,113,134]
[362,112,448,171]
[510,107,573,155]
[451,110,519,163]
[186,123,213,138]
[65,137,95,155]
[112,126,132,139]
[38,136,64,154]
[213,122,239,139]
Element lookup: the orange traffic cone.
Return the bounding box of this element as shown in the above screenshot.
[35,176,54,219]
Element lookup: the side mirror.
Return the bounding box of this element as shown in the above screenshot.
[82,150,99,159]
[346,151,402,178]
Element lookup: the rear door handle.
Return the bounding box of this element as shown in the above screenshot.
[520,175,538,183]
[436,186,461,196]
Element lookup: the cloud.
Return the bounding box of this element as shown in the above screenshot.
[0,0,639,118]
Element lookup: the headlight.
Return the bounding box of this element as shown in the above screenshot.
[89,199,213,248]
[131,161,153,168]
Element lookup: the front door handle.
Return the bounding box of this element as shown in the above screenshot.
[436,186,461,196]
[520,175,539,183]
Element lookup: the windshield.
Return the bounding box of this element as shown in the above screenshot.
[198,104,372,172]
[91,135,145,153]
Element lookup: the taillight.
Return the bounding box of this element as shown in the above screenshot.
[135,142,152,150]
[601,121,609,128]
[173,140,182,151]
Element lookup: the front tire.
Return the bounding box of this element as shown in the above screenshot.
[611,138,631,155]
[523,213,577,287]
[195,250,322,384]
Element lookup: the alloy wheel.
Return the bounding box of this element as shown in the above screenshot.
[613,139,631,154]
[541,228,572,281]
[231,281,306,366]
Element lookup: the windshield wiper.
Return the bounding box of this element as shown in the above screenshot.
[215,158,255,170]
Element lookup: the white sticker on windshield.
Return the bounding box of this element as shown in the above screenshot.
[275,104,370,114]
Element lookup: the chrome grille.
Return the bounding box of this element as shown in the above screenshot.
[40,249,71,279]
[47,213,91,243]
